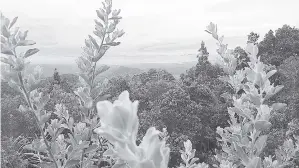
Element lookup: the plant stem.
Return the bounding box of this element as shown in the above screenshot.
[17,69,59,168]
[81,18,109,168]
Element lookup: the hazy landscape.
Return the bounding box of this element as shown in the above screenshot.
[22,62,196,78]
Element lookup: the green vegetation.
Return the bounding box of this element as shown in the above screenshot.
[1,1,299,168]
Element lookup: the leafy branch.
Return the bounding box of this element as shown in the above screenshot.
[1,13,59,168]
[205,22,297,168]
[74,0,125,166]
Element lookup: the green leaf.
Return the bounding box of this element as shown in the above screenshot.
[96,9,106,22]
[254,73,264,87]
[273,85,284,95]
[85,39,91,48]
[266,70,277,79]
[112,162,127,168]
[19,30,28,40]
[254,120,271,131]
[205,30,211,34]
[92,48,107,62]
[246,70,256,83]
[1,57,13,65]
[206,22,216,35]
[246,43,259,57]
[181,153,188,162]
[38,162,57,168]
[254,135,268,155]
[107,23,116,33]
[229,107,251,119]
[1,45,14,55]
[112,9,121,16]
[95,94,111,102]
[24,48,39,58]
[65,160,80,168]
[105,35,111,43]
[1,35,6,43]
[218,35,224,43]
[246,157,262,168]
[79,73,92,86]
[88,35,100,50]
[94,65,109,77]
[115,29,125,38]
[271,103,287,111]
[18,105,31,113]
[68,133,77,147]
[189,158,199,165]
[1,25,10,38]
[137,160,156,168]
[105,42,120,46]
[248,94,262,106]
[234,143,249,164]
[109,16,122,20]
[93,30,104,39]
[68,117,74,128]
[94,19,104,28]
[13,57,25,71]
[7,80,22,93]
[68,150,83,160]
[77,141,90,150]
[17,40,36,46]
[9,17,18,29]
[84,144,98,154]
[40,113,51,125]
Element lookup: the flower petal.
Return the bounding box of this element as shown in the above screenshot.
[139,127,161,150]
[118,90,130,102]
[97,100,113,120]
[94,125,125,140]
[112,106,131,131]
[135,160,156,168]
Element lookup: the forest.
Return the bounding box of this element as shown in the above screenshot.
[1,0,299,168]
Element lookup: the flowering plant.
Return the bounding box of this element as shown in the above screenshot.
[94,91,170,168]
[205,22,299,168]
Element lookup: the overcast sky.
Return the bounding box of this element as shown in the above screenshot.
[1,0,299,65]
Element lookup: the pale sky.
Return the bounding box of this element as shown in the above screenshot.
[1,0,299,65]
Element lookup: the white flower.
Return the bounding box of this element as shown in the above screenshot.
[95,91,170,168]
[94,90,139,144]
[136,127,170,168]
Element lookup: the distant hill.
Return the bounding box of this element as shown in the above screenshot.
[127,62,197,78]
[1,61,197,80]
[21,64,143,79]
[99,66,144,79]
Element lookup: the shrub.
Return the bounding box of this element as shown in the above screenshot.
[1,136,30,168]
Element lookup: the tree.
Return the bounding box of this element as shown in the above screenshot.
[42,84,81,121]
[53,68,61,85]
[1,136,30,168]
[132,69,175,85]
[1,95,38,138]
[233,46,249,70]
[129,69,176,112]
[157,87,204,166]
[247,31,260,44]
[197,41,209,62]
[259,30,276,55]
[259,25,299,66]
[106,76,131,101]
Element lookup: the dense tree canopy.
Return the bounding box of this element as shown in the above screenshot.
[259,25,299,66]
[1,23,299,168]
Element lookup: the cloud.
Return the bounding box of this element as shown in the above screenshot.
[2,0,298,65]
